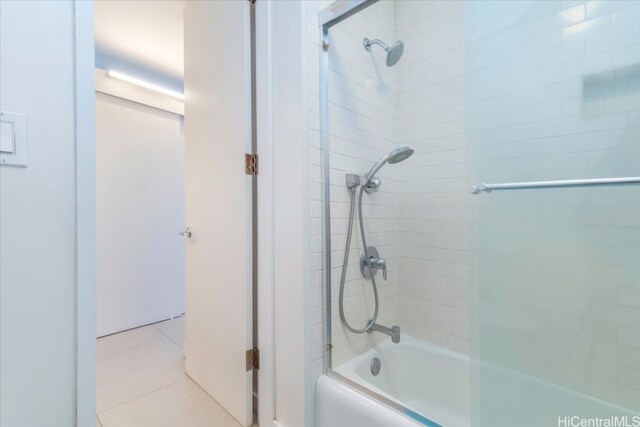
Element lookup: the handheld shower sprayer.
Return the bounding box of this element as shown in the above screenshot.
[364,146,414,184]
[348,146,414,193]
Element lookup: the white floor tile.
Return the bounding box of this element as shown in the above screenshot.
[96,341,186,412]
[154,316,185,348]
[98,379,241,427]
[97,325,170,363]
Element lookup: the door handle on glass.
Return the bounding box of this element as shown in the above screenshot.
[179,228,192,238]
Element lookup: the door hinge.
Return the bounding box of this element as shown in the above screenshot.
[246,347,260,371]
[245,153,258,176]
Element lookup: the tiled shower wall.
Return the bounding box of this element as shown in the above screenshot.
[307,0,401,375]
[395,1,471,353]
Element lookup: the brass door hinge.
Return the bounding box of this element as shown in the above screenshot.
[245,153,258,176]
[246,347,260,371]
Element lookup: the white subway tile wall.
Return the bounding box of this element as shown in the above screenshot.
[307,0,640,418]
[307,0,401,377]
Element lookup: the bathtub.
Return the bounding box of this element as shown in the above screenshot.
[316,335,640,427]
[316,335,470,427]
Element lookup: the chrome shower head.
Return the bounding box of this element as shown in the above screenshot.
[385,41,404,66]
[364,147,414,185]
[363,38,405,67]
[387,146,413,164]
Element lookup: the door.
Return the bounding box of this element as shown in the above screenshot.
[183,1,253,426]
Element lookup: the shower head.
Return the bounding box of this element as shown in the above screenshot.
[387,146,413,164]
[385,41,404,67]
[364,147,414,184]
[363,38,405,67]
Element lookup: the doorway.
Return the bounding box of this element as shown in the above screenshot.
[94,1,255,426]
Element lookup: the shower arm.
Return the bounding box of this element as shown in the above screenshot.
[363,38,390,52]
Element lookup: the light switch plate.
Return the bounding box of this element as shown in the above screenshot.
[0,121,15,153]
[0,110,27,167]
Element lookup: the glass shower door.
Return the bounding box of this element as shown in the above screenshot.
[473,185,640,426]
[468,1,640,425]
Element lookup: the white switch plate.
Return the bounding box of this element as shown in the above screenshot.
[0,121,15,153]
[0,110,27,167]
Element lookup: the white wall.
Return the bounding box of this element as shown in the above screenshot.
[0,1,84,425]
[270,2,312,426]
[96,92,185,336]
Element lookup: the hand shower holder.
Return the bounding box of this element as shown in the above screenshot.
[345,173,380,192]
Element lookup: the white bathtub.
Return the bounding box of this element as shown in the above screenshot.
[317,335,470,427]
[317,335,639,427]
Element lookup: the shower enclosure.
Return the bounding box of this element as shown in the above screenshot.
[316,1,640,426]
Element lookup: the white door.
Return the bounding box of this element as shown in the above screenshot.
[183,2,253,426]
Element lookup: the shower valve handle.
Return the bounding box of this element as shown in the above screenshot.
[369,257,387,281]
[360,246,388,281]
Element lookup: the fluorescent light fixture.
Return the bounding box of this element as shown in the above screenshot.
[107,70,185,100]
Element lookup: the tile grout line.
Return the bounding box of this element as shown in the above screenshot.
[97,378,188,415]
[183,373,243,427]
[97,324,186,417]
[97,329,178,364]
[152,321,185,350]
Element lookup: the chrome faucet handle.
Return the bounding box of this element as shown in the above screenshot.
[380,261,387,280]
[360,246,389,280]
[369,257,387,281]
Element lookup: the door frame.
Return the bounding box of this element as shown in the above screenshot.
[255,1,308,426]
[74,1,97,426]
[255,1,309,426]
[74,1,309,426]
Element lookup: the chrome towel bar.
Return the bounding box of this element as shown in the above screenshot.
[470,177,640,194]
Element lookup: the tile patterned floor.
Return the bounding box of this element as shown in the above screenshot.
[96,317,240,427]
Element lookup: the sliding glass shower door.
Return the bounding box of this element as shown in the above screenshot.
[317,0,640,425]
[468,1,640,425]
[473,185,640,425]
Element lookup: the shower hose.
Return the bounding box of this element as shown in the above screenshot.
[338,185,379,334]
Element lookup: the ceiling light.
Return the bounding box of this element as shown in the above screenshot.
[106,70,185,100]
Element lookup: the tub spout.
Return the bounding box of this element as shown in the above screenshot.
[368,322,401,343]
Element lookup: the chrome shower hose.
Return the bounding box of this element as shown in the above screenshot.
[338,185,380,334]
